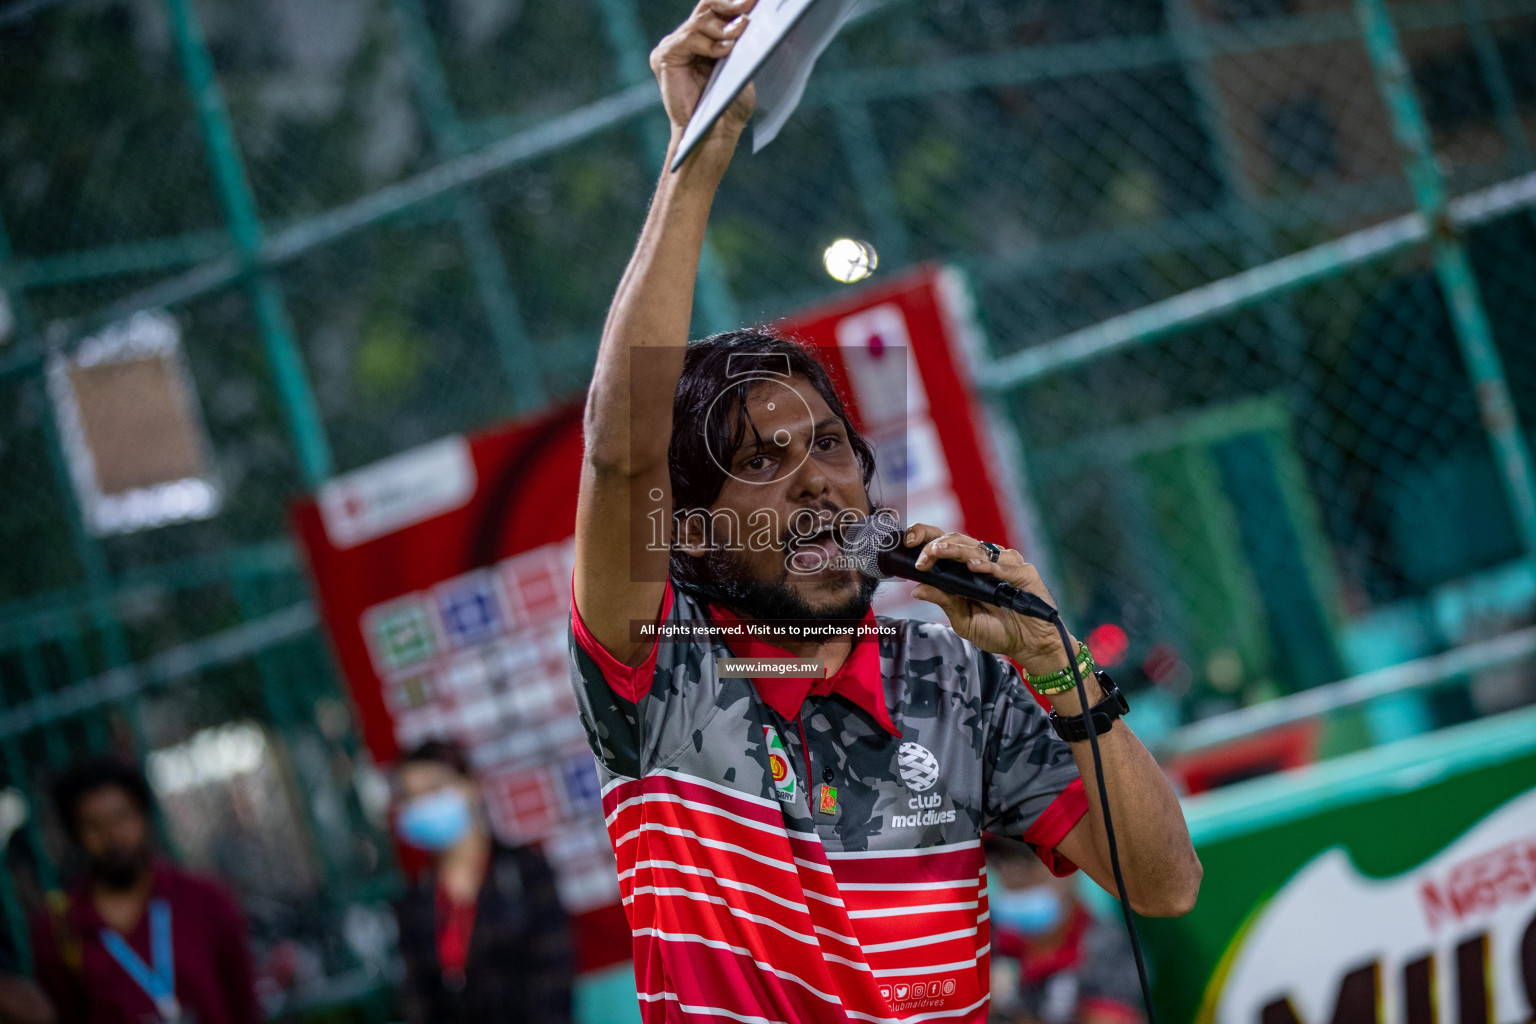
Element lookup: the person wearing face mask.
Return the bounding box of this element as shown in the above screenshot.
[391,742,573,1024]
[985,837,1144,1024]
[28,756,260,1024]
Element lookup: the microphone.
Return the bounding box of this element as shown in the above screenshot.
[838,516,1058,622]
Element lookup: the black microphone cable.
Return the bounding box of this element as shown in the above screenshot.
[1025,598,1157,1024]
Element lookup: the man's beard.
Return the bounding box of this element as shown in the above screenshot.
[695,545,878,623]
[89,845,151,891]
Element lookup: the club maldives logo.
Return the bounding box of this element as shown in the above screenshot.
[879,977,958,1009]
[897,741,940,791]
[764,726,796,803]
[1203,788,1536,1024]
[892,741,956,828]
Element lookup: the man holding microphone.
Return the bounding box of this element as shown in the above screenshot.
[568,3,1201,1019]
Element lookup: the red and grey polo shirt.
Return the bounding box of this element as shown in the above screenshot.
[569,580,1087,1023]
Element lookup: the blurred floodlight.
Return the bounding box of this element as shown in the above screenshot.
[823,238,878,283]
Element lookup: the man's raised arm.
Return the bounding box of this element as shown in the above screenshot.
[575,0,756,665]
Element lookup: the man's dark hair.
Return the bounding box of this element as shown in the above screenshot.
[398,739,472,778]
[51,755,154,841]
[668,330,878,598]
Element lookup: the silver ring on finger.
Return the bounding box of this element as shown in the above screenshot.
[979,540,1002,563]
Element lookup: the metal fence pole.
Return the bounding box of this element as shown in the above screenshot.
[0,215,143,721]
[1455,0,1535,171]
[1164,0,1348,677]
[593,0,742,335]
[162,0,333,488]
[1355,0,1536,559]
[0,223,101,963]
[1163,0,1311,367]
[388,0,546,412]
[1453,0,1536,242]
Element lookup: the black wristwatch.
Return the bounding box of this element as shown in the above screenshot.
[1048,671,1130,742]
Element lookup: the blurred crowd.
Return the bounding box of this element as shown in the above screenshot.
[985,839,1145,1024]
[0,746,573,1024]
[0,750,1145,1024]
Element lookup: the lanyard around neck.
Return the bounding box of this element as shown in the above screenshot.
[100,899,178,1017]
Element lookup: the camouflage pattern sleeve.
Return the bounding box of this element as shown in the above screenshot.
[568,579,675,779]
[569,581,731,781]
[977,650,1089,871]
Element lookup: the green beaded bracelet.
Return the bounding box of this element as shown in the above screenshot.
[1026,641,1094,695]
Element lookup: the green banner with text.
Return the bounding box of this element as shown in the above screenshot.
[1139,706,1536,1024]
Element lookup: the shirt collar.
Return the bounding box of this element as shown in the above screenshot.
[705,604,900,737]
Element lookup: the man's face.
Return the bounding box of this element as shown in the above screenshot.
[688,374,874,620]
[75,786,152,890]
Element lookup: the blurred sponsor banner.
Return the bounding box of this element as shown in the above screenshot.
[287,403,634,967]
[290,263,1027,970]
[1138,707,1536,1023]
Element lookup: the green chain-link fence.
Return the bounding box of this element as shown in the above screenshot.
[3,0,1535,1012]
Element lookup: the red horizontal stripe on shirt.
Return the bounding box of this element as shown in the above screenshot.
[600,776,642,815]
[631,864,820,926]
[839,878,983,916]
[619,832,801,913]
[826,842,985,887]
[632,926,843,1020]
[624,886,822,951]
[646,774,786,826]
[610,798,788,857]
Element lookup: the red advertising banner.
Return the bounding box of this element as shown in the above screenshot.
[290,264,1033,972]
[289,407,635,968]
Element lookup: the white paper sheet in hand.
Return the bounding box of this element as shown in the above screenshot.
[670,0,861,172]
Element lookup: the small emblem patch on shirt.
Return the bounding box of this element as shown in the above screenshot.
[817,783,839,816]
[764,726,796,802]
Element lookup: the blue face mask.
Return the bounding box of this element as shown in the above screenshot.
[396,789,473,852]
[991,884,1064,937]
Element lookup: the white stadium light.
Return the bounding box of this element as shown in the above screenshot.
[823,238,878,284]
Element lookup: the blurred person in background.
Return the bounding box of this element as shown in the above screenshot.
[986,837,1144,1024]
[29,755,260,1024]
[391,741,573,1024]
[0,926,54,1024]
